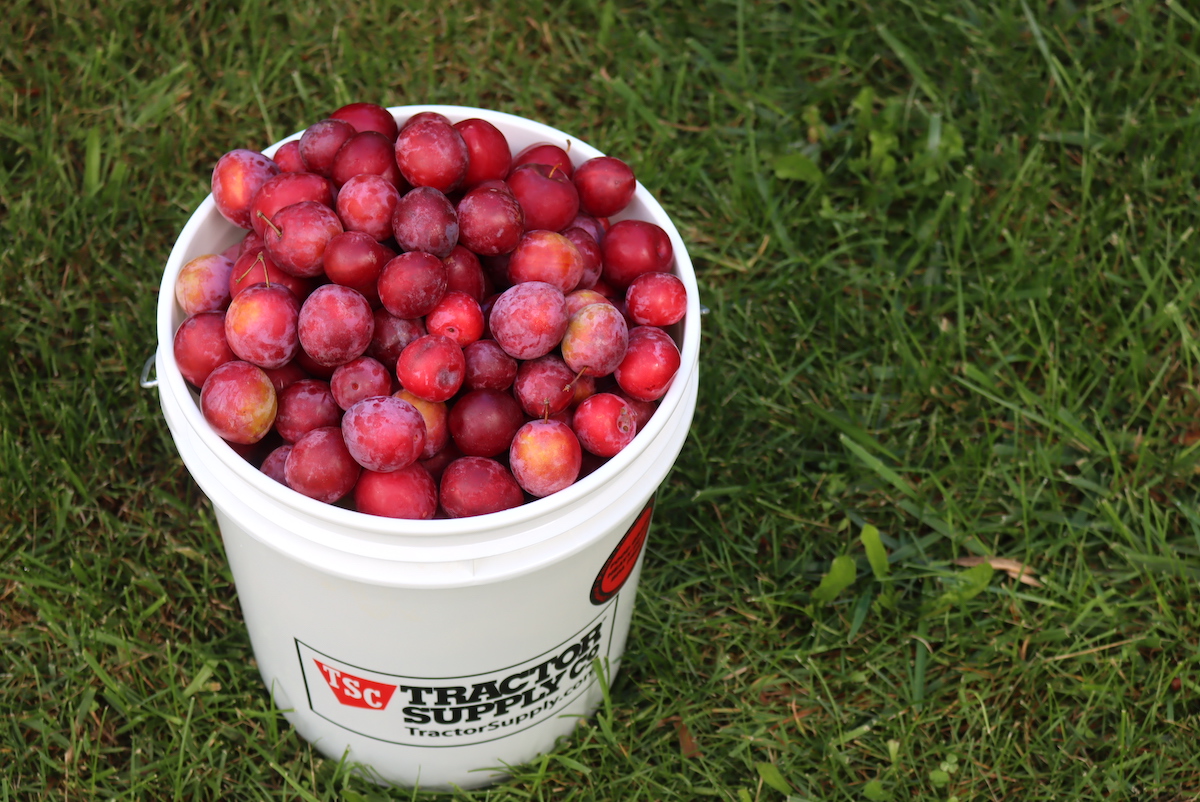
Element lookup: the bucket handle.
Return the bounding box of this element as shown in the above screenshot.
[140,352,158,389]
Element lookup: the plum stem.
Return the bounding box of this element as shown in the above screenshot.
[236,251,270,287]
[562,366,589,394]
[256,209,284,239]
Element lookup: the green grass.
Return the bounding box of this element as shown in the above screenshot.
[5,0,1200,798]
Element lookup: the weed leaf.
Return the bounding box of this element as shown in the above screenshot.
[812,555,857,604]
[922,562,994,615]
[756,761,793,793]
[863,779,889,800]
[773,152,823,183]
[860,524,889,580]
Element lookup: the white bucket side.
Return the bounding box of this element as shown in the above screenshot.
[215,494,651,790]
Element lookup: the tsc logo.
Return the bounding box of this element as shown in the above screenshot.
[313,659,398,710]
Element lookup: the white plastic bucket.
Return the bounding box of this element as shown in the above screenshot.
[154,106,700,790]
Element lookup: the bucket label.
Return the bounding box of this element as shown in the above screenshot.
[294,603,617,747]
[590,499,653,605]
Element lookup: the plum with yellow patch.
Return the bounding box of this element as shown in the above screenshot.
[509,418,582,498]
[200,360,278,444]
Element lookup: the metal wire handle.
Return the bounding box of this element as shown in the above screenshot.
[140,352,158,389]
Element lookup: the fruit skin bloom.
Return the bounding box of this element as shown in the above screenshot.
[341,395,427,473]
[488,281,569,361]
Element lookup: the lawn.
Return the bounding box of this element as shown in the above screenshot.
[4,0,1200,799]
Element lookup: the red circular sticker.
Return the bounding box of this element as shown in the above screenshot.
[590,500,654,605]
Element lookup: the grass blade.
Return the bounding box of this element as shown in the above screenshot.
[875,24,942,106]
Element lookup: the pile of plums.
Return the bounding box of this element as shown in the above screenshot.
[172,103,686,519]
